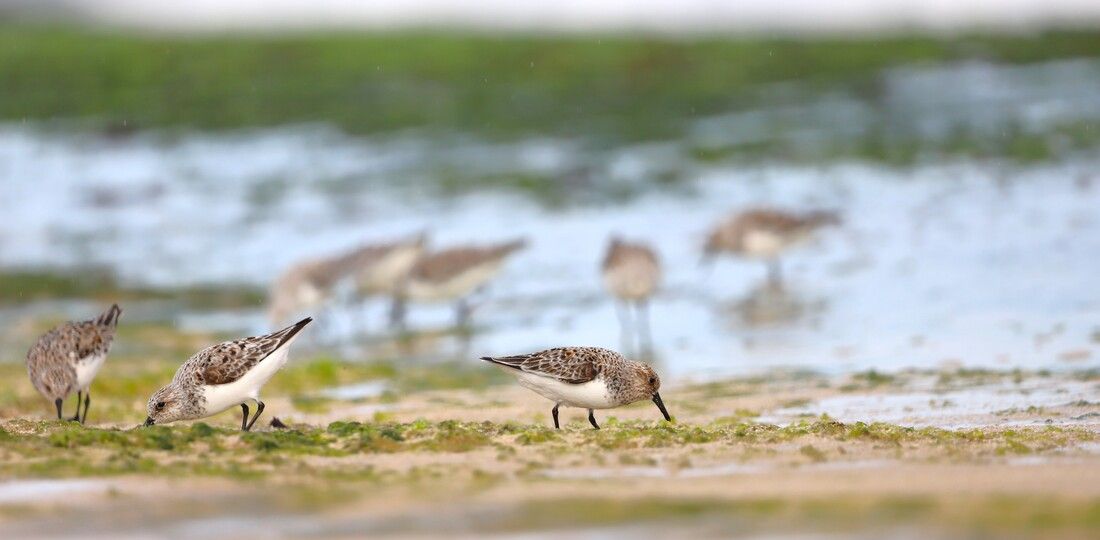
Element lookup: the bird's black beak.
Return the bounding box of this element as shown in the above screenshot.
[652,392,672,422]
[143,416,155,427]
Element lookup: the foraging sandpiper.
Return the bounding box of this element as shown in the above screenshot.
[601,237,661,354]
[481,346,672,429]
[144,317,312,430]
[393,239,527,328]
[25,304,122,423]
[269,235,427,329]
[704,208,839,285]
[346,233,427,300]
[268,256,348,326]
[341,234,427,329]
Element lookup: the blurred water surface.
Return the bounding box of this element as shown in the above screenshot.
[1,59,1098,378]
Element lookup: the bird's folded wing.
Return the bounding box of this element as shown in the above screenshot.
[199,318,311,385]
[487,350,598,385]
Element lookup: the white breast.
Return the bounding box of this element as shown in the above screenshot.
[74,354,107,391]
[200,343,293,416]
[742,230,794,258]
[357,247,421,295]
[602,263,659,300]
[514,371,616,409]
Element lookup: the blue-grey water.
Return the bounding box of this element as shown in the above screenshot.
[1,60,1099,379]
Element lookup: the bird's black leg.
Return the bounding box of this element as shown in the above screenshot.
[245,401,265,431]
[552,404,560,430]
[588,409,600,430]
[81,391,91,425]
[455,298,471,327]
[240,403,250,431]
[389,296,407,331]
[54,398,63,420]
[350,295,369,337]
[637,299,653,356]
[766,258,783,287]
[69,391,82,422]
[616,301,633,356]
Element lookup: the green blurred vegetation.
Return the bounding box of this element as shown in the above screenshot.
[0,416,1092,477]
[2,26,1100,144]
[0,268,265,308]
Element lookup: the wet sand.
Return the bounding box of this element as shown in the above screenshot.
[1,369,1097,538]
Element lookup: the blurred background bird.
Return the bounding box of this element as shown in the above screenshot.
[601,237,661,355]
[704,209,840,287]
[267,233,426,335]
[392,238,527,329]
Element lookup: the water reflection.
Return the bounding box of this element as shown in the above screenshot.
[727,281,828,329]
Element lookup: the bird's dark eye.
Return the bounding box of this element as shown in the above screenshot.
[648,377,656,385]
[155,401,165,410]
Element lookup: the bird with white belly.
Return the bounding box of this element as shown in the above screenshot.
[481,346,672,429]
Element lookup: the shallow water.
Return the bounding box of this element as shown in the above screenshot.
[762,377,1100,428]
[0,479,112,503]
[317,381,388,401]
[2,60,1100,379]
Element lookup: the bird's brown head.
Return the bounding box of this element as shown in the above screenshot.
[636,363,661,395]
[144,384,188,426]
[805,210,842,228]
[703,226,737,261]
[629,363,672,423]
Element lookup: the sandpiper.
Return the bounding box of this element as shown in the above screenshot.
[144,317,312,430]
[341,234,427,329]
[602,237,661,354]
[704,208,839,285]
[267,256,347,326]
[481,346,672,429]
[394,239,527,328]
[269,235,427,329]
[346,233,427,300]
[25,304,122,423]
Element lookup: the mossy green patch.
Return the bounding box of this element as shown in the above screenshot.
[0,417,1095,482]
[799,444,828,463]
[0,268,264,308]
[483,495,1100,536]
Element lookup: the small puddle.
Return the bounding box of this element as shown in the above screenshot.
[762,380,1099,428]
[0,479,113,504]
[317,381,388,400]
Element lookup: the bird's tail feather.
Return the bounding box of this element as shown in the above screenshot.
[96,304,123,327]
[272,317,313,349]
[480,355,527,370]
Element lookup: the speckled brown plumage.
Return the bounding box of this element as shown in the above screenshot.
[25,304,122,420]
[145,317,312,429]
[483,347,609,384]
[482,346,656,401]
[481,346,672,429]
[176,317,312,388]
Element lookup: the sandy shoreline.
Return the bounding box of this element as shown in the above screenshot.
[1,368,1097,537]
